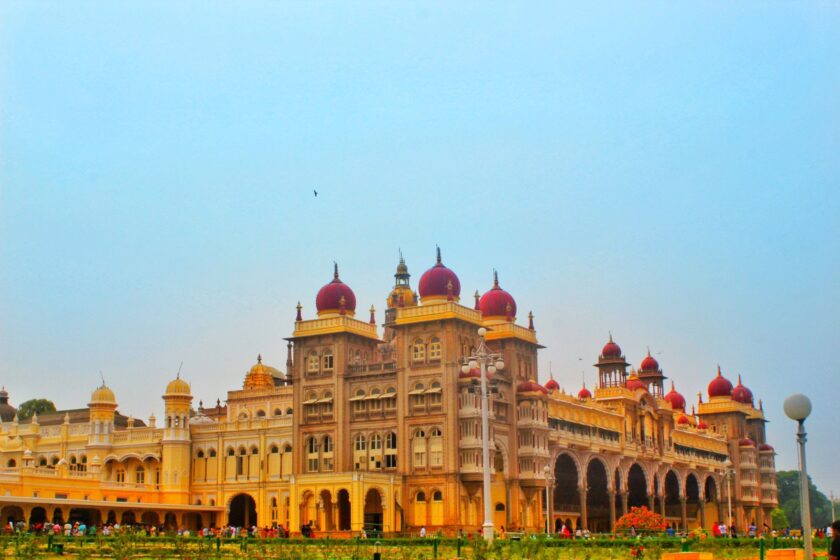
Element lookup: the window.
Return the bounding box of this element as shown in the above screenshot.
[429,337,441,360]
[307,352,319,373]
[432,490,443,501]
[385,432,398,468]
[270,445,279,454]
[256,410,266,418]
[428,381,442,406]
[416,491,426,503]
[412,429,426,468]
[354,433,367,471]
[352,389,366,413]
[237,448,246,476]
[274,408,283,417]
[197,450,205,459]
[322,392,334,415]
[370,388,381,411]
[115,469,125,483]
[135,467,145,484]
[6,459,16,468]
[411,382,426,409]
[412,339,426,362]
[369,433,383,470]
[227,448,235,457]
[354,434,367,451]
[322,435,334,471]
[306,437,319,472]
[322,351,334,371]
[430,427,443,467]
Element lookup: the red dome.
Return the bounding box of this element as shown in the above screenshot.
[315,264,356,315]
[578,385,592,399]
[758,443,774,452]
[639,351,659,372]
[625,375,646,391]
[544,377,560,391]
[601,334,622,358]
[676,414,690,425]
[697,420,709,430]
[708,366,733,398]
[663,382,686,411]
[732,375,754,404]
[517,380,548,395]
[418,248,461,301]
[739,438,755,447]
[479,271,517,319]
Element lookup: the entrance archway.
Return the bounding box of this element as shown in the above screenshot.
[2,506,23,526]
[586,458,610,532]
[52,508,64,525]
[664,470,681,528]
[229,494,257,528]
[337,489,351,531]
[29,507,47,528]
[141,511,160,527]
[363,488,383,534]
[319,490,334,531]
[686,473,701,528]
[553,454,580,514]
[183,512,203,531]
[70,508,100,526]
[628,464,648,509]
[121,511,136,525]
[164,512,177,531]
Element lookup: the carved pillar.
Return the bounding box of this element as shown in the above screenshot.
[608,490,616,531]
[621,492,628,516]
[699,498,707,529]
[579,486,587,531]
[648,495,655,511]
[658,495,666,518]
[680,497,688,531]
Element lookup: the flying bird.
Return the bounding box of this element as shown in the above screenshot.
[313,190,318,197]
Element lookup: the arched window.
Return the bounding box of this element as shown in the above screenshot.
[412,429,427,468]
[322,351,334,371]
[274,408,282,417]
[307,352,319,373]
[369,387,382,411]
[250,446,259,455]
[416,491,426,502]
[323,435,334,453]
[307,437,318,454]
[412,339,426,362]
[430,427,443,467]
[322,435,334,471]
[428,380,442,406]
[38,457,47,467]
[197,450,205,459]
[7,459,16,468]
[323,391,334,414]
[370,433,382,450]
[256,410,266,418]
[227,448,235,457]
[208,449,217,458]
[429,337,441,360]
[286,408,293,415]
[135,466,145,484]
[354,434,367,451]
[432,490,443,501]
[306,437,319,472]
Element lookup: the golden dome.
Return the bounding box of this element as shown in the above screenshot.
[244,354,276,390]
[165,377,191,396]
[89,384,117,405]
[387,285,417,309]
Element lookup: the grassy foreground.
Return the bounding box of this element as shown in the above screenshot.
[0,534,827,560]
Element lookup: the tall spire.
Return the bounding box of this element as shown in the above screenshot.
[493,269,499,288]
[528,311,534,330]
[436,245,441,264]
[295,301,302,322]
[474,290,480,310]
[333,261,339,280]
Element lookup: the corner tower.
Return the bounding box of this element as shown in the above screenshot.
[161,375,193,504]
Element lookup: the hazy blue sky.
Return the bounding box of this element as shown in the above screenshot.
[1,2,838,490]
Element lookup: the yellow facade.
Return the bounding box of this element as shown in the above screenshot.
[0,255,777,535]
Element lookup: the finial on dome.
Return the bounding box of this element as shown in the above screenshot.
[474,290,480,310]
[609,331,613,342]
[399,248,404,264]
[493,269,499,288]
[670,380,676,391]
[691,405,696,415]
[296,301,302,322]
[176,361,183,379]
[528,311,534,330]
[698,391,703,403]
[369,304,376,324]
[333,261,339,280]
[737,373,742,384]
[759,399,763,411]
[717,364,722,376]
[436,245,442,264]
[647,346,651,356]
[257,354,262,364]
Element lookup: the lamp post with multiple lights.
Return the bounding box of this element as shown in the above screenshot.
[543,464,554,535]
[723,459,735,538]
[784,393,813,560]
[461,327,505,542]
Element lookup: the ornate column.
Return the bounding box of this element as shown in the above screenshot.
[621,492,628,516]
[699,498,707,529]
[579,485,587,531]
[648,495,655,511]
[658,494,666,518]
[680,497,688,531]
[608,490,616,531]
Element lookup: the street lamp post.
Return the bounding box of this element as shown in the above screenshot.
[723,460,735,538]
[543,465,553,535]
[461,327,505,542]
[784,393,813,560]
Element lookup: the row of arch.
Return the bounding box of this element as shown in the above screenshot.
[237,407,293,420]
[550,452,720,532]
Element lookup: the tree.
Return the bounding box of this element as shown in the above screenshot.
[770,508,789,530]
[776,470,832,529]
[16,399,56,420]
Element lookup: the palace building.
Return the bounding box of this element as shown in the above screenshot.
[0,251,778,535]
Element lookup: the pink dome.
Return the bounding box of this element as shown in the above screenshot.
[639,351,659,372]
[418,248,461,301]
[578,385,592,399]
[739,438,756,447]
[544,377,560,391]
[479,271,517,319]
[732,375,754,404]
[708,366,733,398]
[676,414,690,425]
[601,334,622,358]
[758,443,774,452]
[663,382,686,411]
[517,380,548,395]
[315,264,356,315]
[625,375,646,391]
[697,420,708,430]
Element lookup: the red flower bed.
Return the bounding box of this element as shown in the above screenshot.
[615,506,667,534]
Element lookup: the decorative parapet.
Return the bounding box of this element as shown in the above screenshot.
[394,301,483,326]
[291,315,379,340]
